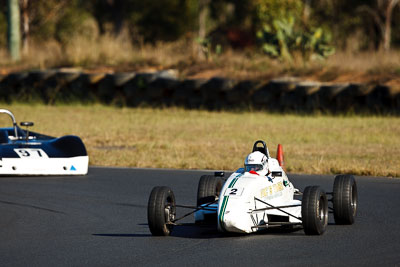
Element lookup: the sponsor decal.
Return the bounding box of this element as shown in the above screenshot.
[70,165,77,171]
[260,181,284,198]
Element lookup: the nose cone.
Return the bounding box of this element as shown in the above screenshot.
[218,209,253,234]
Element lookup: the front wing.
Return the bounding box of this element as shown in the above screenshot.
[194,197,302,233]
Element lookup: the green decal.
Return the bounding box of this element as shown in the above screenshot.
[218,174,242,231]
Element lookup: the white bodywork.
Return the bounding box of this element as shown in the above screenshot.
[0,155,89,176]
[195,158,301,234]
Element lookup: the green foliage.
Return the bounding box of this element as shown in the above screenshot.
[196,37,223,60]
[308,0,400,50]
[28,0,61,40]
[85,0,198,42]
[305,28,336,60]
[55,7,97,44]
[134,0,197,42]
[255,0,303,26]
[255,0,335,61]
[196,37,212,59]
[1,0,399,57]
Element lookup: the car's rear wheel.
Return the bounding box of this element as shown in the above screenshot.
[333,174,357,225]
[197,175,223,206]
[302,186,328,235]
[147,186,176,236]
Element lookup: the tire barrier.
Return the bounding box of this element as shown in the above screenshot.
[1,69,399,114]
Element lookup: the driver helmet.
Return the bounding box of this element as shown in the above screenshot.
[244,151,268,173]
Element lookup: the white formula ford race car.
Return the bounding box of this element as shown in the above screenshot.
[0,109,88,175]
[147,140,357,236]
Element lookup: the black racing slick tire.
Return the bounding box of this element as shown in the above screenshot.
[302,186,328,235]
[333,174,358,225]
[197,175,223,206]
[147,186,176,236]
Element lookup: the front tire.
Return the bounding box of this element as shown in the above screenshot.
[197,175,223,206]
[147,186,176,236]
[333,174,357,225]
[302,186,328,235]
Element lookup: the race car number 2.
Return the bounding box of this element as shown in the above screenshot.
[14,148,49,158]
[224,187,244,197]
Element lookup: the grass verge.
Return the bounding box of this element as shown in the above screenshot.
[1,104,399,177]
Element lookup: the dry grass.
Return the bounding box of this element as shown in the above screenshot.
[1,104,399,177]
[0,34,197,73]
[1,37,400,86]
[326,51,400,73]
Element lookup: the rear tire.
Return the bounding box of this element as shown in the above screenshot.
[147,186,176,236]
[333,174,357,225]
[302,186,328,235]
[197,175,223,206]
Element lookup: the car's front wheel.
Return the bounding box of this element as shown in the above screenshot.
[147,186,176,236]
[302,186,328,235]
[333,174,357,225]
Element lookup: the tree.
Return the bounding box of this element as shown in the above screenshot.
[358,0,399,50]
[197,0,210,58]
[7,0,20,61]
[21,0,29,54]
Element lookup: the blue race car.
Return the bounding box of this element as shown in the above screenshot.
[0,109,88,175]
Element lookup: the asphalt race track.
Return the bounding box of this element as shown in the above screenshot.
[1,167,400,266]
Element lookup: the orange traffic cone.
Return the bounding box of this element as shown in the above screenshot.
[276,144,285,171]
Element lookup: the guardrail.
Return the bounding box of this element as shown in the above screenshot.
[1,69,399,114]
